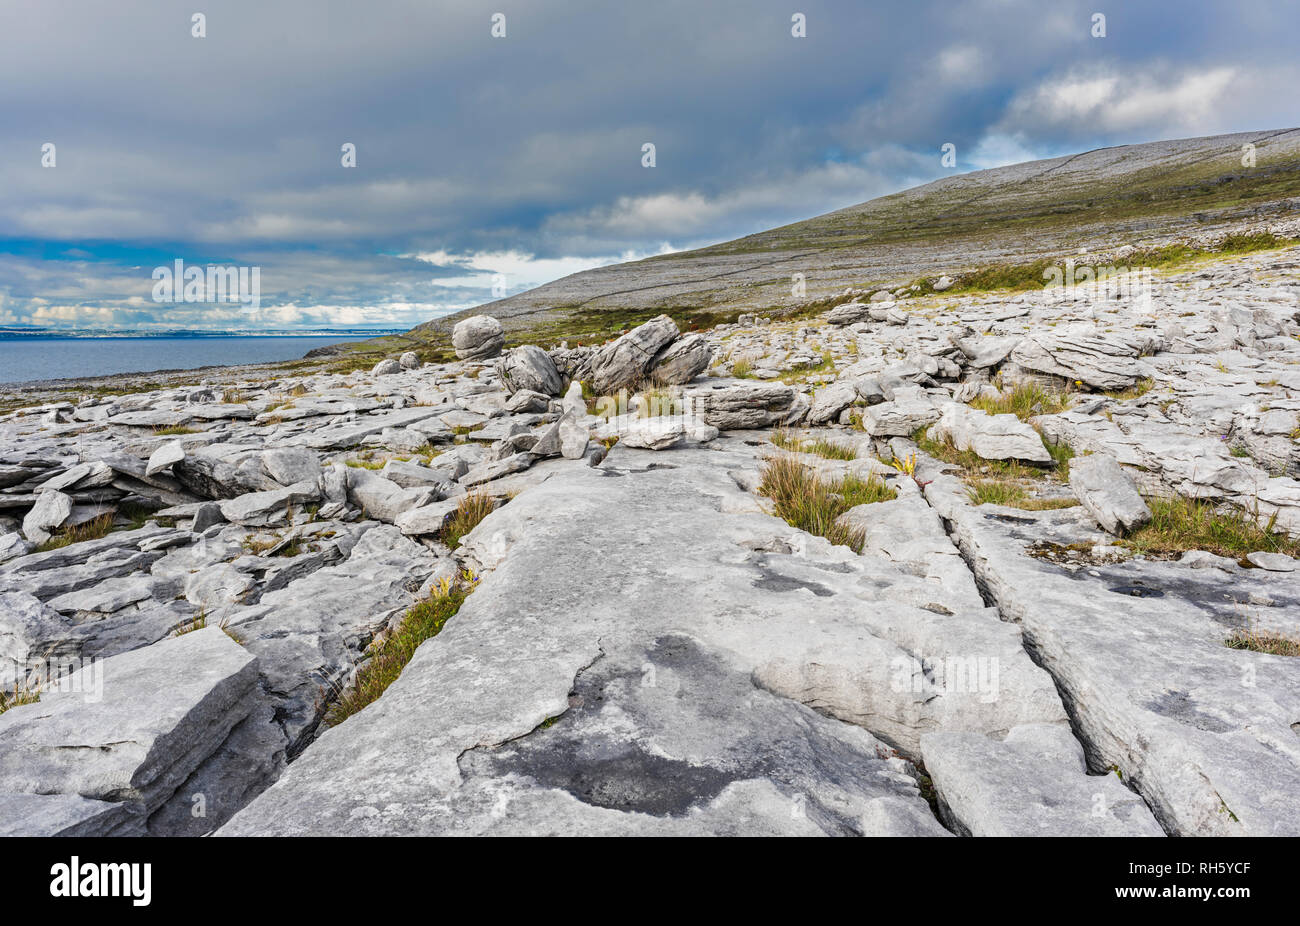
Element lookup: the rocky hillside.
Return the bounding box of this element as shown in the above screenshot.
[414,127,1300,336]
[2,228,1299,836]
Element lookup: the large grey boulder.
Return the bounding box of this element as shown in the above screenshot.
[261,447,320,487]
[921,725,1165,836]
[496,345,564,397]
[824,302,873,326]
[22,490,73,544]
[345,469,438,524]
[807,381,859,425]
[649,333,713,385]
[371,358,401,376]
[861,388,939,437]
[683,380,802,430]
[0,627,259,823]
[1009,332,1148,391]
[452,315,505,361]
[928,402,1053,464]
[218,480,319,527]
[1068,453,1152,535]
[589,315,679,394]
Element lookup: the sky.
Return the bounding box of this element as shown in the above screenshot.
[1,0,1298,332]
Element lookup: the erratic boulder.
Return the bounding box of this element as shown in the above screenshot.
[496,345,563,397]
[590,315,679,394]
[452,316,505,361]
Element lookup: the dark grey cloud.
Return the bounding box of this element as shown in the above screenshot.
[1,0,1297,328]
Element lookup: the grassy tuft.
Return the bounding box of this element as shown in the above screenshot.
[1225,628,1300,657]
[967,479,1080,510]
[758,456,894,553]
[437,492,496,550]
[326,576,472,725]
[770,430,857,460]
[0,680,41,716]
[35,512,116,552]
[969,383,1071,421]
[1122,496,1300,559]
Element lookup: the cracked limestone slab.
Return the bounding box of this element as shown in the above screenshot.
[924,470,1300,836]
[221,439,1067,835]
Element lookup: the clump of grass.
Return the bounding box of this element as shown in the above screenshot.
[152,424,198,436]
[637,387,683,417]
[1225,628,1300,657]
[758,456,894,553]
[344,456,386,470]
[912,428,1052,480]
[173,612,244,644]
[0,679,41,716]
[326,576,472,725]
[1122,496,1300,559]
[770,430,857,460]
[35,512,116,552]
[967,479,1080,510]
[780,350,835,384]
[437,492,496,550]
[731,359,754,378]
[969,383,1071,421]
[1105,377,1155,401]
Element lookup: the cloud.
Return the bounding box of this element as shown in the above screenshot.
[997,64,1240,141]
[2,0,1298,330]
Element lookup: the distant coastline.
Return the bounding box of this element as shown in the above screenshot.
[0,332,399,387]
[0,327,403,340]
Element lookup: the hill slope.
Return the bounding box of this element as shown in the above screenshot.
[422,128,1300,328]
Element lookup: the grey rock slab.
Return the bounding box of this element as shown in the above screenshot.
[682,379,800,430]
[808,381,859,425]
[394,498,460,536]
[929,402,1052,464]
[345,469,437,523]
[921,726,1165,837]
[22,489,73,543]
[504,389,551,414]
[0,531,33,564]
[1010,332,1149,391]
[145,440,185,477]
[0,792,145,837]
[862,389,939,437]
[221,445,1065,835]
[0,627,258,817]
[1246,551,1297,572]
[924,472,1300,836]
[0,590,76,689]
[216,525,441,751]
[649,333,713,385]
[261,447,320,486]
[184,564,257,609]
[46,577,156,615]
[1068,453,1152,535]
[218,480,319,527]
[558,410,590,459]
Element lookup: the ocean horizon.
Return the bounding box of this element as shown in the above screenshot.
[0,330,403,385]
